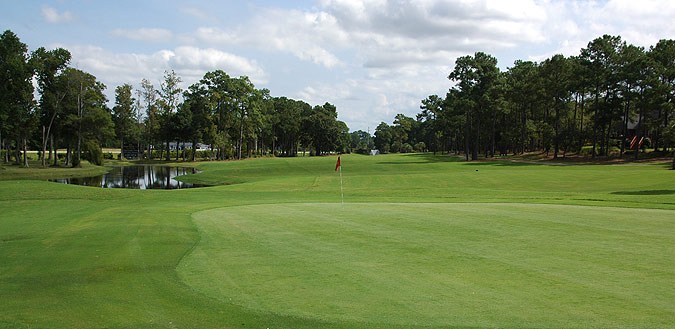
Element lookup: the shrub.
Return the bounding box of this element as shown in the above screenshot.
[71,153,81,167]
[400,143,413,153]
[83,141,103,166]
[579,145,597,156]
[414,142,426,152]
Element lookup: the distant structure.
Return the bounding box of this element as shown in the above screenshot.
[167,142,210,151]
[370,149,380,156]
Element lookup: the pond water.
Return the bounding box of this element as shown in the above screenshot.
[50,165,204,189]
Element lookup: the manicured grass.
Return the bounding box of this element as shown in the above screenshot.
[0,153,674,328]
[181,203,675,328]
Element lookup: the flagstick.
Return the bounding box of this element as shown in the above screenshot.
[339,165,344,206]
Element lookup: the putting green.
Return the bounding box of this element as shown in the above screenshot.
[178,202,675,328]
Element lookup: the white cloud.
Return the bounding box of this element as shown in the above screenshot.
[59,45,266,101]
[181,7,218,24]
[191,8,346,68]
[41,5,73,24]
[530,0,675,61]
[110,28,173,43]
[296,62,451,130]
[188,0,550,71]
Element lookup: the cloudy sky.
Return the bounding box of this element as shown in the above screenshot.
[3,0,674,131]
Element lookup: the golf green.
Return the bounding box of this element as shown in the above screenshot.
[179,202,675,328]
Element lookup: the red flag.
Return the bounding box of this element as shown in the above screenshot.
[335,156,341,171]
[630,136,637,150]
[638,137,645,148]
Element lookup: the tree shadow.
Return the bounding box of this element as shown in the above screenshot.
[376,153,538,166]
[611,190,675,195]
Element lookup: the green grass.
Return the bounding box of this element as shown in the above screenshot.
[1,153,674,328]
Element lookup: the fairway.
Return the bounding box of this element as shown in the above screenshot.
[180,203,675,327]
[1,153,675,328]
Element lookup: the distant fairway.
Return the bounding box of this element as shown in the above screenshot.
[181,203,675,327]
[1,153,674,328]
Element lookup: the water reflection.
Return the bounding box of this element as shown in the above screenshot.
[50,165,204,189]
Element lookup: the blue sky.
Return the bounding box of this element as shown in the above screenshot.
[3,0,674,131]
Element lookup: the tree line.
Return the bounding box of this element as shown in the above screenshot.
[375,35,675,168]
[0,30,350,167]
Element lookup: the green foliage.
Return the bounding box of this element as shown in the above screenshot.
[414,141,426,152]
[400,142,413,153]
[71,153,80,167]
[82,140,103,165]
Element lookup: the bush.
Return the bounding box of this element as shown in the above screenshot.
[400,143,413,153]
[71,153,80,167]
[579,145,597,156]
[103,152,114,160]
[414,142,426,152]
[83,140,103,166]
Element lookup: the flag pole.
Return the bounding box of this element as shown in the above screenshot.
[339,164,344,206]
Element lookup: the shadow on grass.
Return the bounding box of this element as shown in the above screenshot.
[611,189,675,195]
[377,153,537,167]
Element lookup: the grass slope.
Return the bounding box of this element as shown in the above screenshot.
[1,153,674,328]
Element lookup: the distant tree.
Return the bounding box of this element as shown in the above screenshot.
[648,39,675,153]
[540,54,572,158]
[157,70,182,161]
[33,46,71,167]
[580,35,623,157]
[112,83,138,160]
[183,82,214,161]
[0,30,35,167]
[140,78,159,159]
[449,52,501,160]
[61,68,107,166]
[374,122,392,153]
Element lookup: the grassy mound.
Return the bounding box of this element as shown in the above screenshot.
[180,202,675,327]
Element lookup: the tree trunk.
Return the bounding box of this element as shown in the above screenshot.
[5,139,11,164]
[472,111,479,161]
[52,135,58,166]
[48,134,53,162]
[165,140,170,161]
[605,118,612,156]
[554,105,560,159]
[620,100,629,158]
[2,137,7,163]
[120,136,125,161]
[591,91,599,159]
[192,140,197,162]
[464,111,470,161]
[65,146,71,167]
[490,110,496,158]
[238,115,244,160]
[579,94,585,152]
[635,110,642,160]
[520,105,526,154]
[22,138,28,168]
[15,139,21,165]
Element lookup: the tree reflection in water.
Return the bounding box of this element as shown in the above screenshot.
[50,166,204,189]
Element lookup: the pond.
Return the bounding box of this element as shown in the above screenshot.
[50,165,205,189]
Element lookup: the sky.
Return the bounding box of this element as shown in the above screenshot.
[2,0,674,132]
